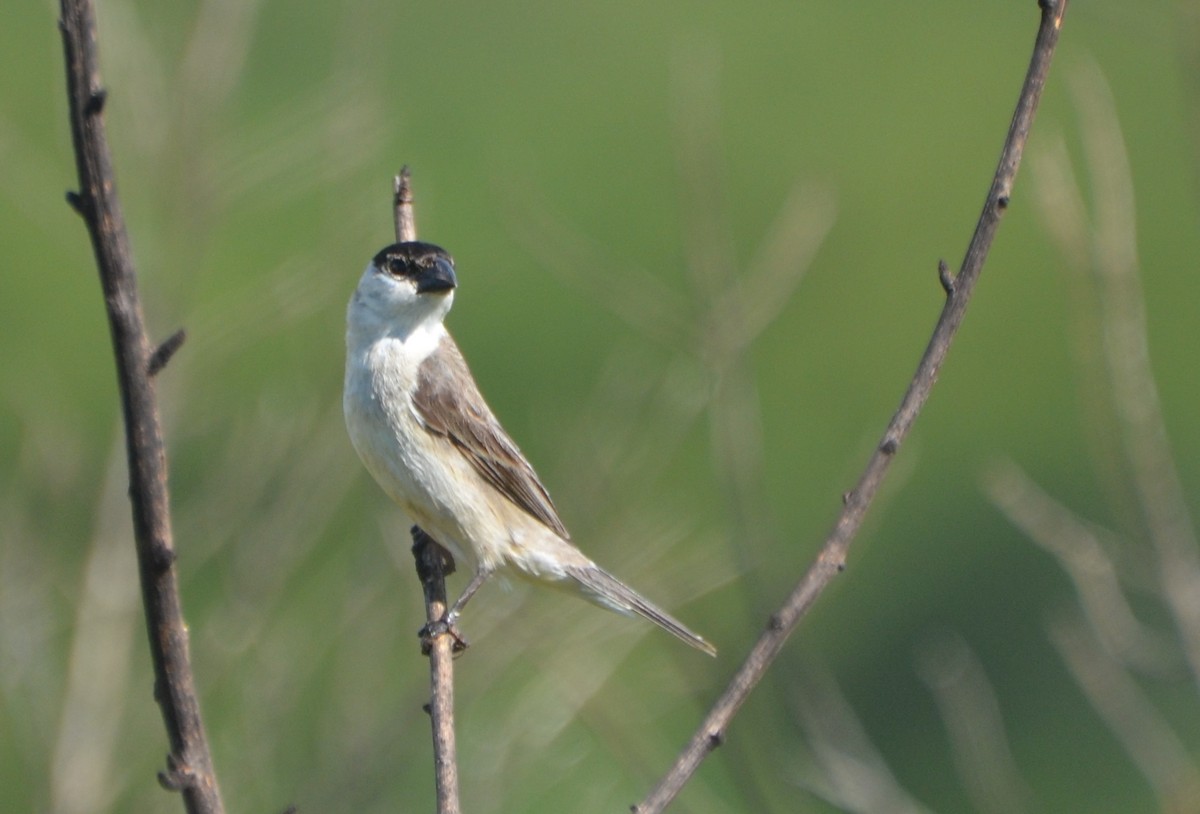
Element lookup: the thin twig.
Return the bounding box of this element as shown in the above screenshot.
[632,2,1069,810]
[58,1,224,812]
[394,169,462,814]
[411,527,462,814]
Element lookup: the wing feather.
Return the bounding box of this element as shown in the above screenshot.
[412,337,570,539]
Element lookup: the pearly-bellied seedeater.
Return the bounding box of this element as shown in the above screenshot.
[343,241,715,656]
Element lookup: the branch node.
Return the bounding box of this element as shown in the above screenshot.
[817,546,848,572]
[996,194,1011,211]
[841,490,853,506]
[85,87,107,116]
[151,543,177,573]
[148,328,187,376]
[706,729,725,750]
[767,613,785,631]
[157,753,195,792]
[879,436,899,455]
[938,259,956,296]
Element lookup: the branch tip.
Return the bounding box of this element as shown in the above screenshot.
[938,259,956,296]
[148,328,187,377]
[65,190,88,217]
[394,166,413,205]
[393,166,417,243]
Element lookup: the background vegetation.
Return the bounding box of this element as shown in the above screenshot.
[2,1,1198,812]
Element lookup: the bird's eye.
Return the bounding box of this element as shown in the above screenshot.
[385,257,407,277]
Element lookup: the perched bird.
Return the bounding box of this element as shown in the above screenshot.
[343,241,715,656]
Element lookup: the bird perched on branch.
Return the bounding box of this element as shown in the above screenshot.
[344,241,715,656]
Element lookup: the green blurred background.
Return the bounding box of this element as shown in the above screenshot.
[3,1,1199,812]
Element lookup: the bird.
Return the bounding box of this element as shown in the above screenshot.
[343,240,716,656]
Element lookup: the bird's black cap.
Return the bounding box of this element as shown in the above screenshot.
[373,241,457,293]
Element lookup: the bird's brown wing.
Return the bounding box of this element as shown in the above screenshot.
[412,336,570,539]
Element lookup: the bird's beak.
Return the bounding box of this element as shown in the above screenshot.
[416,258,458,294]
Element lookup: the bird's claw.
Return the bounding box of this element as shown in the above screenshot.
[419,613,469,655]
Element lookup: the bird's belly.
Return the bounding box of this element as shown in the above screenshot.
[345,387,514,572]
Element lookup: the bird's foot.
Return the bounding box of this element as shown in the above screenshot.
[419,612,469,655]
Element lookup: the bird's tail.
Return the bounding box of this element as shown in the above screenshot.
[565,564,717,656]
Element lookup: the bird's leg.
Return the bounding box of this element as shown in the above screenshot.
[418,567,492,655]
[445,568,491,625]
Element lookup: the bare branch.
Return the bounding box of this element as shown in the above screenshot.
[632,2,1070,810]
[411,527,462,814]
[58,0,224,812]
[393,169,462,814]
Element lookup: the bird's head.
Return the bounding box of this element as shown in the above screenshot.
[349,241,458,337]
